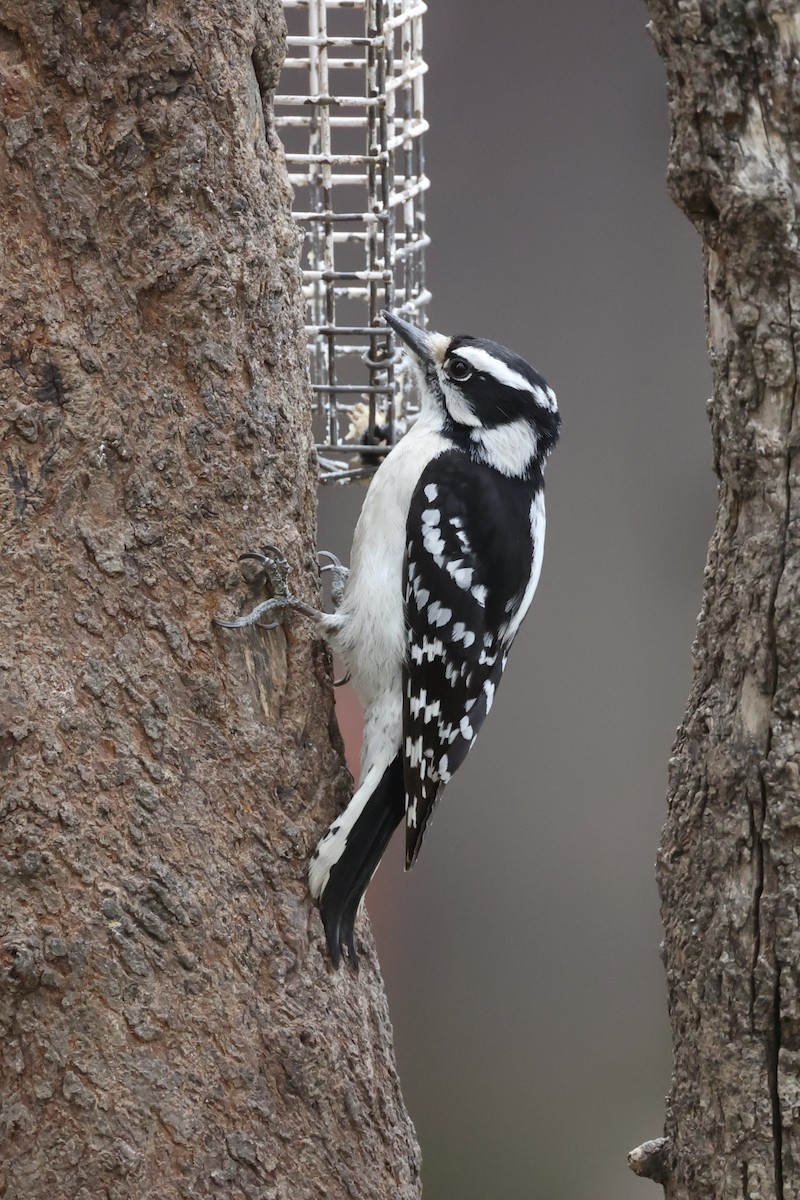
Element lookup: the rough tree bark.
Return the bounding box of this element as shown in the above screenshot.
[635,3,800,1198]
[0,4,420,1198]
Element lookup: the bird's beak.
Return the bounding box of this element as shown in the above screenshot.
[382,310,436,368]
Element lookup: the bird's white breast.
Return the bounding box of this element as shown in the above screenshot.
[330,408,450,709]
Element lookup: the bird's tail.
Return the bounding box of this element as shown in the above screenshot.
[309,755,404,969]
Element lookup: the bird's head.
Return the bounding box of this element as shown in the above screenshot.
[383,311,561,477]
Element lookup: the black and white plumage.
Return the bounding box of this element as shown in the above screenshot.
[305,312,561,967]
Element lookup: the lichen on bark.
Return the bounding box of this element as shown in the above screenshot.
[0,2,420,1197]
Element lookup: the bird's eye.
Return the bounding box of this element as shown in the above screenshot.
[446,358,473,382]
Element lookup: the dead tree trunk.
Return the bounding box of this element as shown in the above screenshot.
[0,4,420,1197]
[636,3,800,1197]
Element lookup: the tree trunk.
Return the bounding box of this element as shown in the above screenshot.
[0,4,420,1198]
[640,3,800,1197]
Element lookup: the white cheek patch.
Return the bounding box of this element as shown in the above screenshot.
[471,420,539,477]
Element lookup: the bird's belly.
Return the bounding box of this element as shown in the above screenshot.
[332,420,449,707]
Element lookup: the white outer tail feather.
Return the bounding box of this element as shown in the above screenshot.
[308,756,394,900]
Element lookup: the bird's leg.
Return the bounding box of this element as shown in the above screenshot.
[318,550,350,610]
[213,545,324,631]
[317,551,351,686]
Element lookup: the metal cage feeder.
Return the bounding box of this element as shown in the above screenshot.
[276,0,430,483]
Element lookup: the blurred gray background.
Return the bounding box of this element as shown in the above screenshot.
[317,1,714,1196]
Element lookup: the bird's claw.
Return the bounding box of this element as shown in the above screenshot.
[213,596,290,631]
[238,545,291,599]
[318,550,350,610]
[318,550,343,570]
[214,545,321,631]
[318,553,351,682]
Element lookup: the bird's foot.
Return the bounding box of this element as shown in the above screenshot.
[317,552,351,683]
[240,545,291,598]
[318,551,350,610]
[214,544,323,631]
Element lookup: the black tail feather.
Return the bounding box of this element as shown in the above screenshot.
[319,755,404,969]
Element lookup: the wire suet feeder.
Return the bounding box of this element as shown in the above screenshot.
[277,0,430,483]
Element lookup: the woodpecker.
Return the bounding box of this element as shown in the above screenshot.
[216,312,561,968]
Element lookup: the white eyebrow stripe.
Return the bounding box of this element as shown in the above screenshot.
[454,346,540,396]
[533,383,559,412]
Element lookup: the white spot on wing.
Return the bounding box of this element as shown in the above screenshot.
[444,661,460,685]
[438,719,457,744]
[451,622,476,649]
[406,734,423,767]
[427,601,452,628]
[419,635,444,662]
[423,527,446,558]
[451,565,473,589]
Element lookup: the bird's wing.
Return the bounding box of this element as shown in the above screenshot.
[402,450,541,868]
